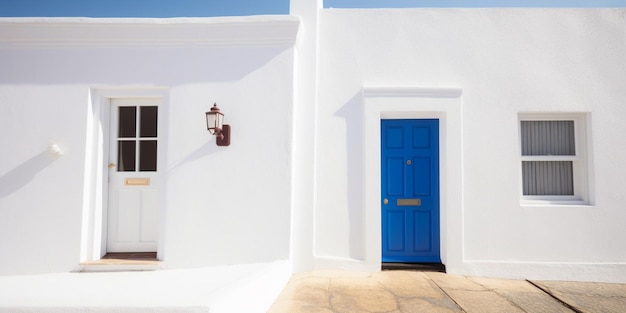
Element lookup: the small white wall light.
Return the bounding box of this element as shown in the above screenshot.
[47,144,64,157]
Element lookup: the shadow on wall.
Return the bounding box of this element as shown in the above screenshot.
[0,45,291,85]
[166,139,223,177]
[0,150,59,199]
[335,92,365,260]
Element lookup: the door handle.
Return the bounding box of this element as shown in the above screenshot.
[383,198,389,205]
[108,163,116,169]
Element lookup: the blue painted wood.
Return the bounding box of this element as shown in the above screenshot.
[382,119,440,263]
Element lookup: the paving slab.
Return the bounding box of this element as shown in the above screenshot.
[533,281,626,313]
[269,274,332,312]
[269,270,464,313]
[329,284,398,312]
[373,271,462,313]
[425,273,523,313]
[269,270,626,313]
[469,277,574,313]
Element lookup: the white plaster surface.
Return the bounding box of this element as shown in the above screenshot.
[0,16,298,275]
[312,8,626,282]
[0,261,291,313]
[1,7,626,284]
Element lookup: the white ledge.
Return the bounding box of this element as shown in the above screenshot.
[363,86,463,98]
[0,16,300,48]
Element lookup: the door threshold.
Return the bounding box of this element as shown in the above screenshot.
[103,252,158,261]
[382,262,446,272]
[79,252,161,272]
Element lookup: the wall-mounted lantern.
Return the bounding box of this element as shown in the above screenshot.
[205,103,231,146]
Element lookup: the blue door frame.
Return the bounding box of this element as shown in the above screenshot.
[381,119,440,263]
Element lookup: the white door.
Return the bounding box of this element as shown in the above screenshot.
[107,98,160,252]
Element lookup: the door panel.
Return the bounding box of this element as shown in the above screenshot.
[117,189,142,242]
[413,211,432,251]
[107,98,160,253]
[413,157,431,196]
[386,157,405,196]
[387,129,404,148]
[382,119,440,263]
[140,189,159,242]
[387,211,405,251]
[412,127,431,148]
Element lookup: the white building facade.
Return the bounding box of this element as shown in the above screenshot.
[1,2,625,283]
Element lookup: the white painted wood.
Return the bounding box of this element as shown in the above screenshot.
[107,98,160,253]
[141,189,159,242]
[117,189,141,242]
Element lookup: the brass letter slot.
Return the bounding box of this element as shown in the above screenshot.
[125,178,150,186]
[397,199,421,206]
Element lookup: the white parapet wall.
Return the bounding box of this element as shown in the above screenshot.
[0,260,291,312]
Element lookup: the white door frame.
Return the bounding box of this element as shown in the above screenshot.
[80,87,168,263]
[361,86,464,271]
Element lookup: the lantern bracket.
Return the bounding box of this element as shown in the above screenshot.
[216,124,230,146]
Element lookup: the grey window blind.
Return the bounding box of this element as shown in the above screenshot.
[521,121,575,156]
[522,161,574,195]
[521,121,575,196]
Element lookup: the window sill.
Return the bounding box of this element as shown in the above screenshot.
[521,199,592,207]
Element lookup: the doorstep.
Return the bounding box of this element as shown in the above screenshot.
[78,252,162,272]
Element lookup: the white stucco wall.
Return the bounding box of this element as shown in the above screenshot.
[0,16,299,275]
[0,85,87,274]
[1,8,625,283]
[313,8,626,282]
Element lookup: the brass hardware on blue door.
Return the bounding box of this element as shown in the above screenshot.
[406,160,412,165]
[383,198,389,205]
[397,198,421,206]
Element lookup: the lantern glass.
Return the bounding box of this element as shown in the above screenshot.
[205,105,224,135]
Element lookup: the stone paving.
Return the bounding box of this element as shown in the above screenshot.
[268,270,626,313]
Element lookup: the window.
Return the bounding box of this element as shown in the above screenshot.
[117,105,158,172]
[519,114,589,204]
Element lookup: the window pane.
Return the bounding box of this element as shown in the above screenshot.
[521,121,575,156]
[140,106,158,138]
[139,140,157,171]
[522,161,573,195]
[118,141,136,172]
[118,107,137,138]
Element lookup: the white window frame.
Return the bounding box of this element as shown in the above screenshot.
[519,113,590,205]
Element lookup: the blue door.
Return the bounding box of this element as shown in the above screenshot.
[381,119,440,263]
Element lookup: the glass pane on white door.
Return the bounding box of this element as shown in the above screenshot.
[140,106,158,138]
[139,140,157,171]
[118,107,137,138]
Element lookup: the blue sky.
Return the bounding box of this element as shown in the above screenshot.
[1,0,625,17]
[0,0,288,17]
